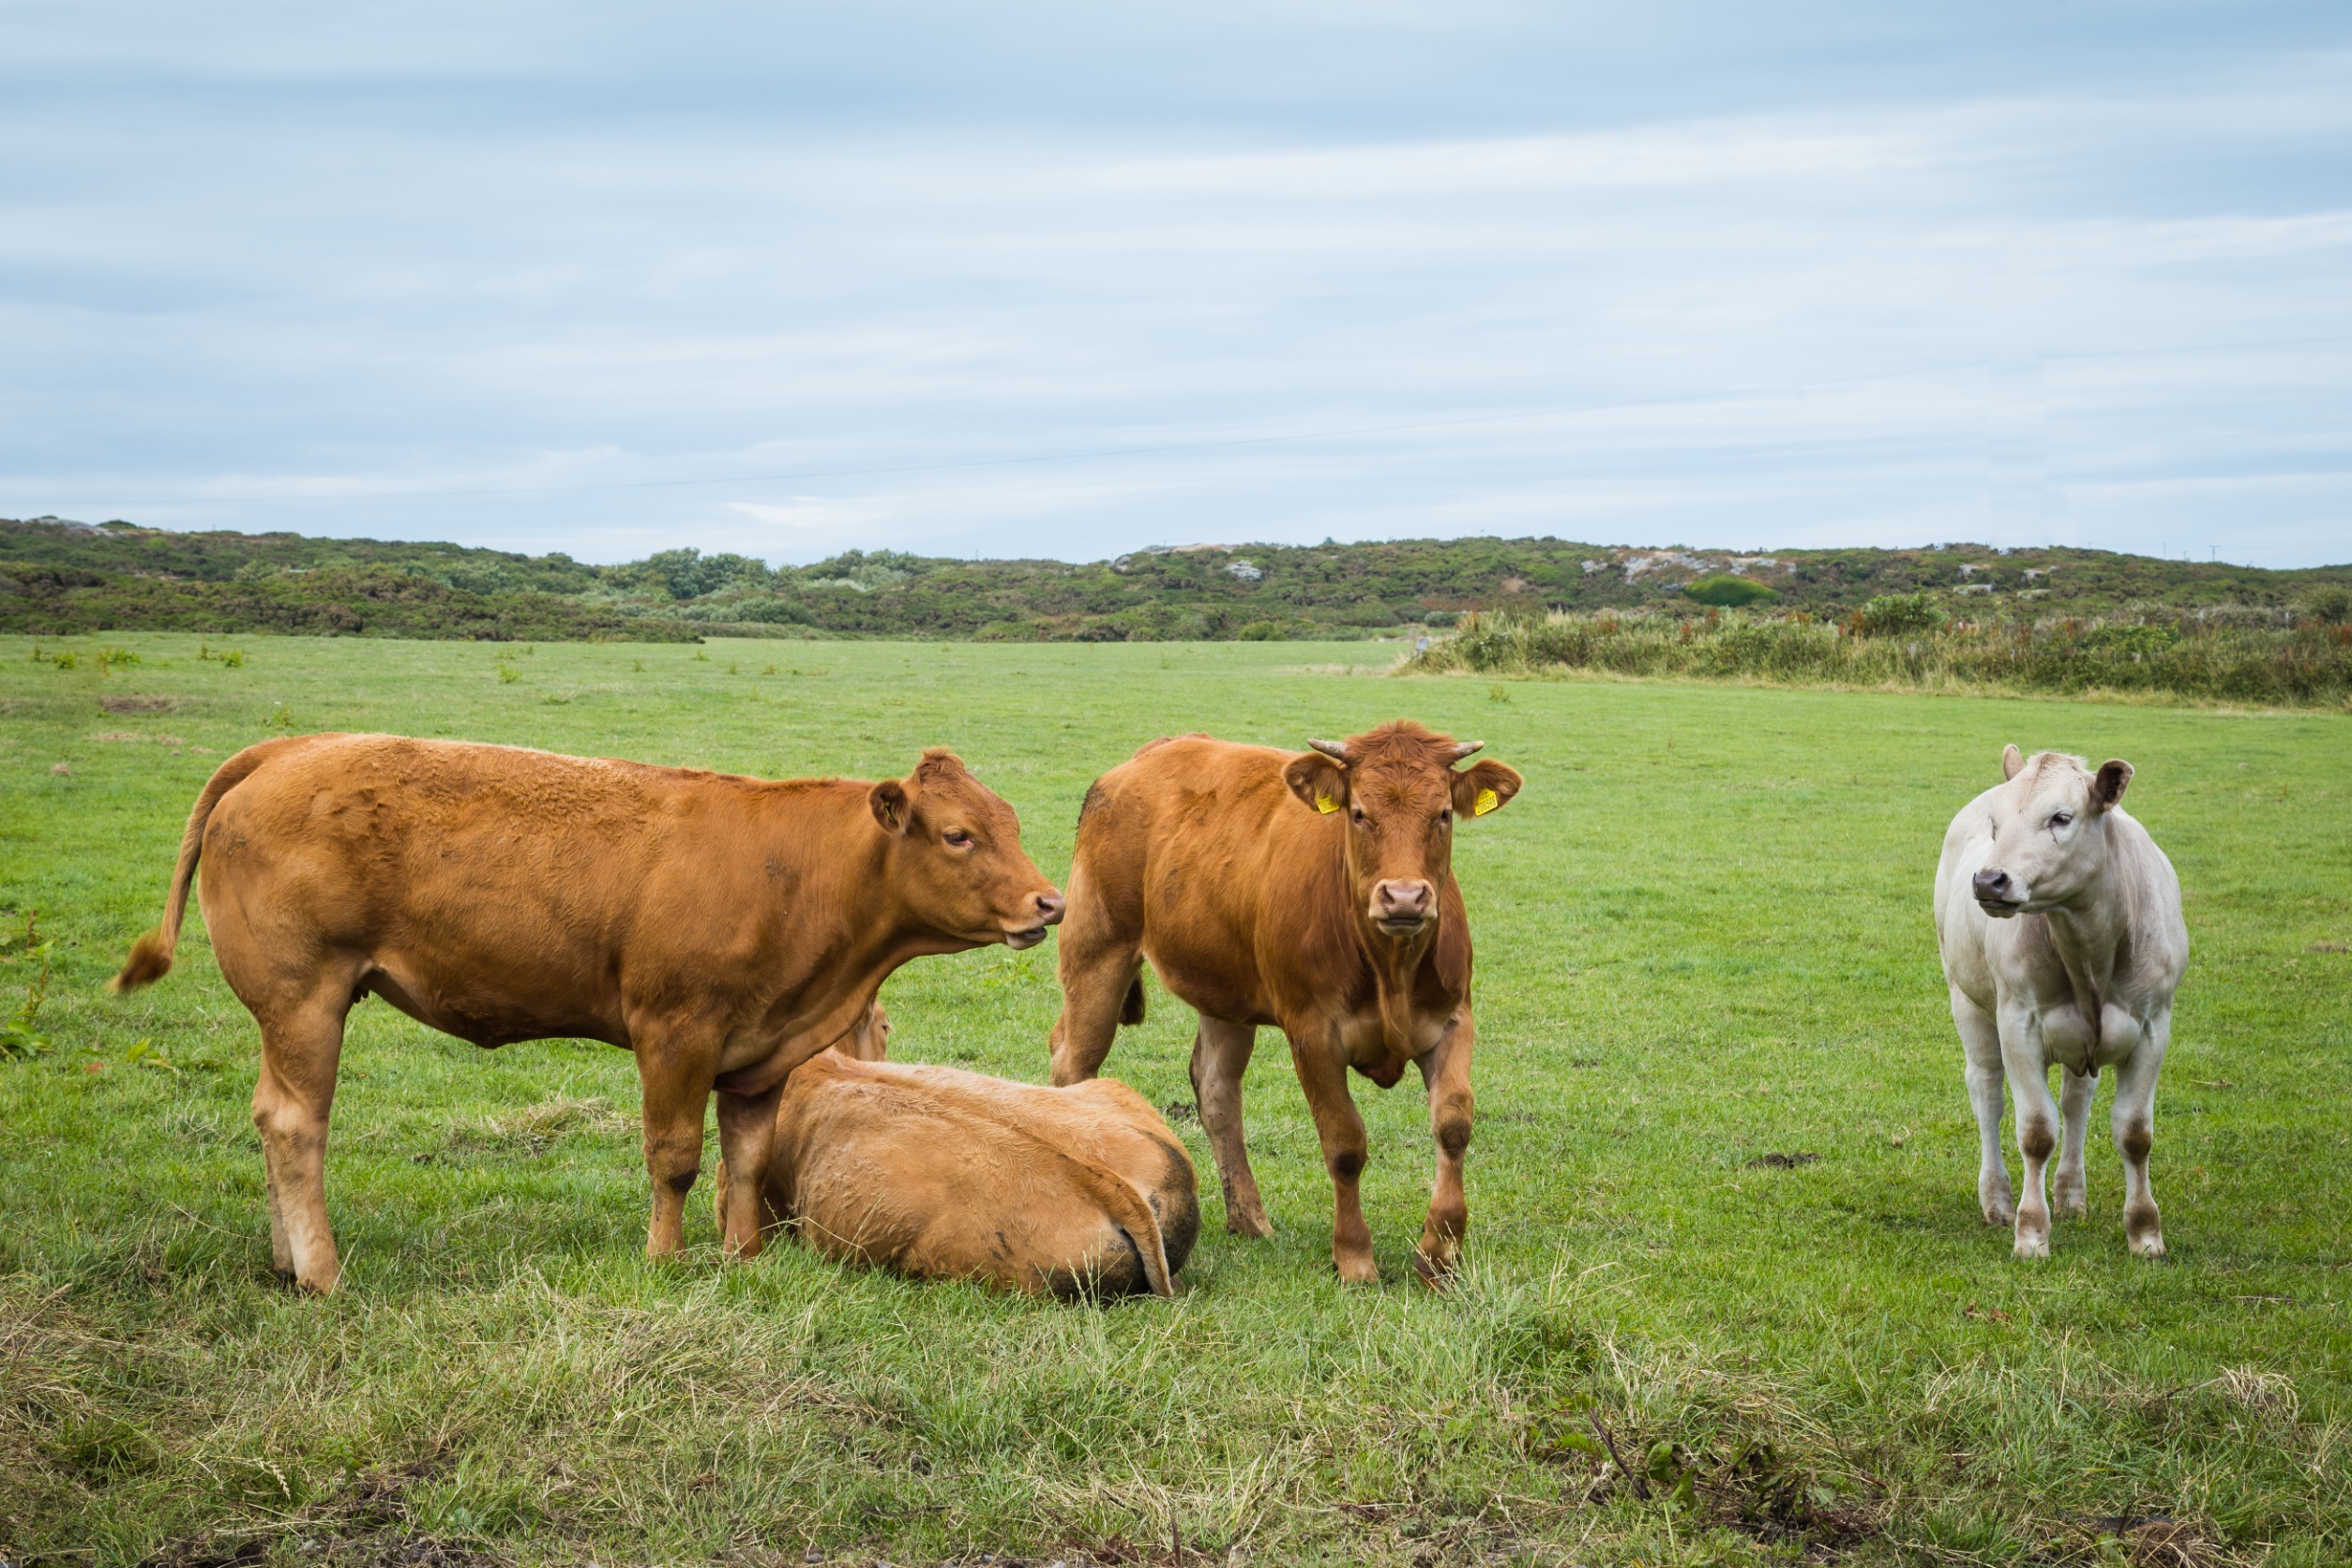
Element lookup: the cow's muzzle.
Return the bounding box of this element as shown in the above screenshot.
[1370,879,1435,937]
[1971,868,2023,917]
[1004,891,1065,950]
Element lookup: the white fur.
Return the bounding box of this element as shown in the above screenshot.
[1933,748,2189,1259]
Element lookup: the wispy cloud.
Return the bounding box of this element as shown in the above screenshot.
[2,6,2348,565]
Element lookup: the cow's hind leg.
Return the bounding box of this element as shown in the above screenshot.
[1190,1017,1272,1238]
[250,983,355,1293]
[1412,1008,1475,1287]
[2111,1014,2169,1259]
[1287,1033,1377,1285]
[2053,1065,2095,1219]
[1952,990,2013,1226]
[714,1080,785,1259]
[1048,864,1141,1088]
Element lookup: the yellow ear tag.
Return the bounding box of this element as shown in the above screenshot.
[1316,794,1339,814]
[1473,788,1500,817]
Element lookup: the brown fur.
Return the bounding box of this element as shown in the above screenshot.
[719,1021,1198,1298]
[111,732,1061,1292]
[1047,720,1521,1285]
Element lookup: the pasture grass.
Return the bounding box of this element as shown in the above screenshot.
[2,635,2347,1567]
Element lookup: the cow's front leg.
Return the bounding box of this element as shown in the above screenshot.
[2053,1064,2095,1219]
[714,1078,786,1259]
[1412,1009,1474,1287]
[635,1033,720,1259]
[1998,1006,2060,1259]
[2110,1012,2169,1259]
[1191,1018,1273,1237]
[1951,991,2013,1225]
[1288,1032,1376,1284]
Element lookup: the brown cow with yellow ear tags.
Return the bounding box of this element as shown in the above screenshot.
[1048,720,1520,1286]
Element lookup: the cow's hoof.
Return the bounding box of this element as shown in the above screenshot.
[1411,1251,1455,1291]
[1334,1255,1380,1287]
[1982,1202,2016,1227]
[2012,1232,2051,1260]
[2131,1233,2168,1260]
[1226,1210,1274,1240]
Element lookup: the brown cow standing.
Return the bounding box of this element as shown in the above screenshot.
[1048,721,1521,1284]
[111,733,1062,1293]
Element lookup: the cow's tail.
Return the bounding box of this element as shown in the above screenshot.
[1065,1153,1177,1299]
[110,740,283,992]
[1119,975,1146,1027]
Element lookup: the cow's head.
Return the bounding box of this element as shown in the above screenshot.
[870,749,1064,949]
[1970,744,2133,918]
[1281,720,1521,944]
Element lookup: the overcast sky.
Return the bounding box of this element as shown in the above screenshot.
[4,3,2348,566]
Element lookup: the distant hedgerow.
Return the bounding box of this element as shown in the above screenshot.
[1408,609,2352,707]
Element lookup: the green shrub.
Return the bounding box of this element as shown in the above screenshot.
[1683,574,1775,609]
[2309,586,2351,626]
[1234,621,1288,641]
[1854,593,1942,638]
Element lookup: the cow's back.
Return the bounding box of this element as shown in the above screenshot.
[1076,736,1336,1019]
[1934,782,2005,1005]
[197,733,764,1046]
[768,1055,1197,1297]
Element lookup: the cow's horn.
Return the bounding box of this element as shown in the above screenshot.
[1306,738,1349,761]
[1448,740,1485,761]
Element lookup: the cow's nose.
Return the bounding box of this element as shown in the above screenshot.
[1972,869,2012,900]
[1034,892,1066,926]
[1376,881,1433,917]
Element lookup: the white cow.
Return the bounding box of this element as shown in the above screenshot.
[1934,746,2188,1259]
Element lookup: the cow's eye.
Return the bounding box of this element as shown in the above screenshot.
[1350,807,1369,826]
[2048,812,2072,830]
[1438,808,1453,827]
[943,828,973,849]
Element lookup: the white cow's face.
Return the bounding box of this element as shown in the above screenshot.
[1972,746,2133,917]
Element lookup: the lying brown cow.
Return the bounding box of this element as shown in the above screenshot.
[111,734,1062,1292]
[1048,721,1521,1284]
[716,1005,1198,1298]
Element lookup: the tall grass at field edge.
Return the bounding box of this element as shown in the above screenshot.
[1407,605,2352,709]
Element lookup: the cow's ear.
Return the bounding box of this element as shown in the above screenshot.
[2001,744,2026,780]
[869,778,912,835]
[1451,759,1522,819]
[1283,751,1349,816]
[2091,759,2133,811]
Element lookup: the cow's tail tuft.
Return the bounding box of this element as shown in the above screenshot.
[1069,1154,1177,1299]
[110,740,282,993]
[1119,975,1146,1027]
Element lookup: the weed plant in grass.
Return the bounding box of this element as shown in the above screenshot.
[1415,607,2352,708]
[1,635,2348,1565]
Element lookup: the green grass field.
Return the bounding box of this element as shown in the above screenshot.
[3,636,2347,1567]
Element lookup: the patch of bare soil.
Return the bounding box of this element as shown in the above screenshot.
[99,695,175,714]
